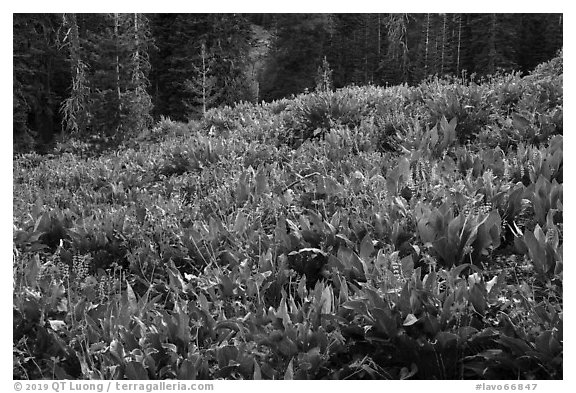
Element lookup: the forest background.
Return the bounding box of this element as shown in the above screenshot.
[12,12,563,152]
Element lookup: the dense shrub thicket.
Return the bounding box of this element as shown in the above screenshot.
[13,54,562,379]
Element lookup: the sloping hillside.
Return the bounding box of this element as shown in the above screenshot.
[13,54,562,380]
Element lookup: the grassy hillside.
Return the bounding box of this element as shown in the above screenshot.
[13,54,562,380]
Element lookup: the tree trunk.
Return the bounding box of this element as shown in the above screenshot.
[201,42,208,117]
[114,13,122,109]
[62,13,89,135]
[488,13,497,74]
[424,13,430,74]
[377,14,381,59]
[364,14,368,83]
[456,13,462,75]
[134,13,139,80]
[441,13,447,74]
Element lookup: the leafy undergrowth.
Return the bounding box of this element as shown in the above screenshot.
[13,54,562,380]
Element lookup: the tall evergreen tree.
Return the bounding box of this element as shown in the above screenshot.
[454,13,463,76]
[60,13,90,135]
[72,13,153,137]
[123,13,153,133]
[379,13,410,85]
[149,14,252,120]
[183,41,220,118]
[13,14,69,147]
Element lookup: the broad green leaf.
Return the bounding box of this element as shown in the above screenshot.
[372,307,398,336]
[109,339,125,363]
[278,337,298,358]
[25,254,41,287]
[429,127,439,148]
[506,186,524,218]
[441,293,455,325]
[178,359,198,380]
[276,296,292,328]
[216,345,239,368]
[219,275,235,297]
[253,360,262,380]
[468,284,487,314]
[400,255,414,278]
[126,280,138,315]
[447,214,464,248]
[524,230,548,273]
[233,210,247,235]
[359,234,374,262]
[236,171,250,204]
[403,313,419,326]
[448,116,458,134]
[166,264,186,293]
[173,300,191,343]
[337,273,349,303]
[486,272,506,299]
[512,112,530,129]
[435,332,459,350]
[399,363,418,380]
[284,358,294,380]
[48,319,67,332]
[320,285,333,314]
[342,300,369,317]
[125,361,148,380]
[135,206,147,224]
[363,287,387,310]
[423,270,437,293]
[197,292,210,312]
[534,224,546,244]
[497,335,533,356]
[319,175,344,195]
[255,167,269,195]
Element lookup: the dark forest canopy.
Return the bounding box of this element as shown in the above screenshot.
[13,13,562,151]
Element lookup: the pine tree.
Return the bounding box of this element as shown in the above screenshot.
[149,14,252,120]
[13,14,69,147]
[424,13,431,75]
[315,56,333,92]
[123,13,153,134]
[60,13,90,135]
[381,13,410,84]
[80,13,123,135]
[74,13,153,137]
[184,41,220,118]
[454,13,463,75]
[439,13,448,75]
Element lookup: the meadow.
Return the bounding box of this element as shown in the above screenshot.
[13,54,562,380]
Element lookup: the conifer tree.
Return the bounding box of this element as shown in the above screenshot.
[381,13,410,84]
[315,56,333,92]
[124,13,153,133]
[149,14,252,120]
[60,13,90,135]
[13,14,69,147]
[75,13,153,137]
[184,41,220,118]
[454,13,463,75]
